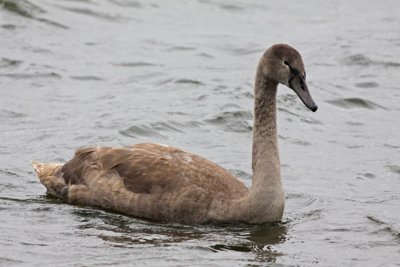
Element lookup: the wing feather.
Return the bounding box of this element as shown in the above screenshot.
[61,144,246,197]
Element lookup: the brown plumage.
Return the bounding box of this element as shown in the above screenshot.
[32,44,317,224]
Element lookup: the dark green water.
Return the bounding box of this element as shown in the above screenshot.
[1,0,399,266]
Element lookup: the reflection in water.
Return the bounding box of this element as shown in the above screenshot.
[246,223,287,244]
[72,206,288,263]
[71,207,287,263]
[210,223,287,263]
[72,208,205,246]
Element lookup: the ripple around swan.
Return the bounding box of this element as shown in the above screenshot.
[0,0,43,18]
[346,121,364,126]
[0,72,62,80]
[300,117,323,125]
[72,208,207,246]
[327,98,386,110]
[0,0,68,29]
[225,46,264,56]
[196,52,214,59]
[0,58,23,69]
[354,81,379,88]
[69,75,104,81]
[341,54,372,66]
[109,0,143,8]
[289,138,311,146]
[111,62,157,67]
[367,215,400,240]
[341,54,400,68]
[0,169,19,177]
[120,125,164,138]
[356,172,376,180]
[166,46,197,52]
[386,165,400,175]
[1,23,17,30]
[286,193,324,223]
[218,3,246,11]
[119,121,189,138]
[36,18,69,29]
[204,110,253,132]
[174,79,204,85]
[55,6,127,22]
[0,109,26,119]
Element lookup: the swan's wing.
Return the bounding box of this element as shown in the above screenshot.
[61,144,246,196]
[61,147,99,185]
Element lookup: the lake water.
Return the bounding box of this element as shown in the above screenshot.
[1,0,399,266]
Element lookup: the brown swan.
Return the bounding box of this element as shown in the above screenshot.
[32,44,318,224]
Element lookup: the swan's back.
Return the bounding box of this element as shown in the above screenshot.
[34,143,248,223]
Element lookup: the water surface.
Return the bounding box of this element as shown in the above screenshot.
[1,0,400,266]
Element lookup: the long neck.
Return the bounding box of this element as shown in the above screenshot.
[245,64,284,222]
[252,65,280,180]
[213,64,285,223]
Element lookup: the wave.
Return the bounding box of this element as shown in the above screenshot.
[327,97,386,110]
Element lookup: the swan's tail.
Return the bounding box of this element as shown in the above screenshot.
[31,160,66,198]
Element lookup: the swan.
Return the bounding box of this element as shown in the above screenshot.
[32,44,317,224]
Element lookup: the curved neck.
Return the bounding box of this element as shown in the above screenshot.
[214,64,285,223]
[252,65,280,180]
[243,64,284,222]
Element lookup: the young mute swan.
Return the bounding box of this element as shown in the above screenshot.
[32,44,318,224]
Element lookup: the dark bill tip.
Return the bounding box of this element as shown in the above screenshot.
[311,104,318,112]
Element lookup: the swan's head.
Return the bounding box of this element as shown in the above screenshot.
[260,44,318,112]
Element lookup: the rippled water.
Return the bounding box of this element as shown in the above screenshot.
[1,0,400,266]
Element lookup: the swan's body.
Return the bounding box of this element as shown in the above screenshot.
[32,44,317,224]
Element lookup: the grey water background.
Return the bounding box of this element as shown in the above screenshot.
[1,0,400,266]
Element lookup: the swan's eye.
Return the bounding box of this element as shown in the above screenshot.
[284,61,289,66]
